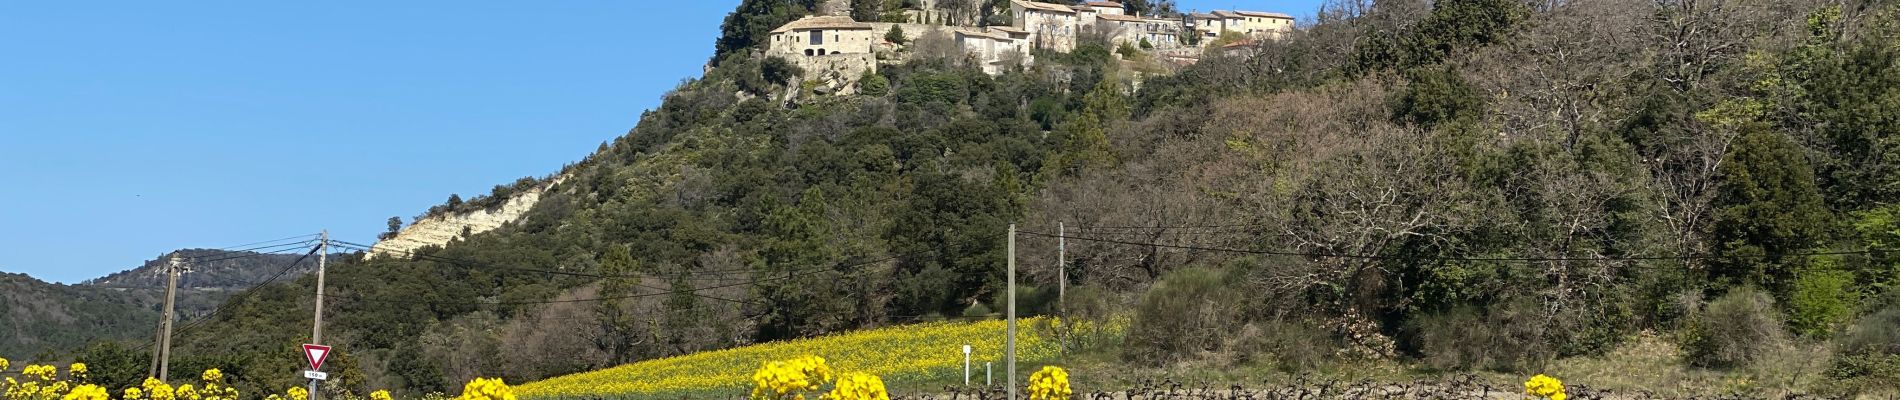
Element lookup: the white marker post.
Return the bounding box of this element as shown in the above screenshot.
[986,362,993,386]
[962,345,973,385]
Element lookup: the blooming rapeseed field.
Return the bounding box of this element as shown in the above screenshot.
[516,318,1063,399]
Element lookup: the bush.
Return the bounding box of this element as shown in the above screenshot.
[885,25,907,45]
[1682,287,1789,369]
[1827,305,1900,394]
[1407,300,1550,372]
[1789,266,1856,338]
[1123,267,1248,364]
[1231,319,1337,372]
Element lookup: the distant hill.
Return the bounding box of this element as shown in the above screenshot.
[84,248,320,290]
[0,249,320,358]
[0,272,160,358]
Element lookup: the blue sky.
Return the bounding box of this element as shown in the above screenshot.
[0,0,1323,284]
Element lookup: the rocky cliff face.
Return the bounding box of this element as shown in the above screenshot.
[368,177,563,259]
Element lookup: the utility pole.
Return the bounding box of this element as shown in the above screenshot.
[309,231,328,400]
[152,254,183,381]
[1006,224,1017,400]
[1057,222,1066,316]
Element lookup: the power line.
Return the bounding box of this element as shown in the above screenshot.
[1020,230,1893,263]
[133,243,322,353]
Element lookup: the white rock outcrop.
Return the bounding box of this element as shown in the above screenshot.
[368,177,563,259]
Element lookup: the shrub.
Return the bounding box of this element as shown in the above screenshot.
[885,25,907,45]
[1682,287,1789,369]
[1789,266,1856,338]
[1231,319,1337,372]
[1123,267,1248,364]
[1830,306,1900,395]
[1408,300,1550,372]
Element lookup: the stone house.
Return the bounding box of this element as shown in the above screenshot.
[1096,13,1183,49]
[1083,1,1126,15]
[1186,10,1295,43]
[1010,0,1079,52]
[954,27,1031,75]
[767,16,880,93]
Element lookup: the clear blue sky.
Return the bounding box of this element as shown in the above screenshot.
[0,0,1322,284]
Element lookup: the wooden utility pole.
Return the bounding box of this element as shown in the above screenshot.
[1006,224,1016,400]
[154,254,182,381]
[308,231,328,400]
[1057,222,1065,316]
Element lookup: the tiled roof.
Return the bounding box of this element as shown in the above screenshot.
[1013,0,1076,13]
[1085,1,1124,7]
[992,26,1031,34]
[770,16,873,33]
[1096,13,1145,22]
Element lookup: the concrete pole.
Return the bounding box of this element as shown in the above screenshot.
[1006,224,1016,400]
[309,231,327,400]
[157,255,180,382]
[1057,222,1065,316]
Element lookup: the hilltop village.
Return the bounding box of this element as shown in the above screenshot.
[766,0,1294,93]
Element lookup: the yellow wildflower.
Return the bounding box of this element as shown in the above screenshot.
[0,357,9,372]
[456,378,516,400]
[1525,374,1566,400]
[820,372,888,400]
[749,355,834,400]
[68,363,88,380]
[201,369,223,384]
[143,377,176,400]
[125,387,146,400]
[1026,366,1071,400]
[287,386,310,400]
[62,384,109,400]
[371,390,394,400]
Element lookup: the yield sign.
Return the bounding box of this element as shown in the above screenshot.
[303,344,333,371]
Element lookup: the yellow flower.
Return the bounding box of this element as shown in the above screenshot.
[456,378,516,400]
[125,387,146,400]
[819,373,887,400]
[287,386,310,400]
[1026,366,1072,400]
[68,363,88,379]
[1524,374,1565,400]
[0,357,9,372]
[371,390,394,400]
[143,378,177,400]
[60,384,109,400]
[201,369,223,384]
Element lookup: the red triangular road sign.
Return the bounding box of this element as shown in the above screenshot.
[303,344,333,371]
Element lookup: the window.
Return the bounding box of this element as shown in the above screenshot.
[811,30,825,45]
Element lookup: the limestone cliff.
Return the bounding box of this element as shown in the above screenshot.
[368,176,564,259]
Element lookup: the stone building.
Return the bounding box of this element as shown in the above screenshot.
[1189,10,1295,42]
[1010,0,1079,52]
[1096,13,1183,49]
[767,16,880,93]
[954,27,1032,75]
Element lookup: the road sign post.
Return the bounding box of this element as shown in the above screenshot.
[303,344,333,371]
[302,344,332,394]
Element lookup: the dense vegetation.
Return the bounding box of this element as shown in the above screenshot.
[22,0,1899,397]
[2,249,316,358]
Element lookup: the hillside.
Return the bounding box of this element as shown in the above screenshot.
[0,272,159,357]
[85,248,323,290]
[30,0,1900,398]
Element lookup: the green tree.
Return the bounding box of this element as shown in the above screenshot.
[1709,130,1832,292]
[885,25,907,45]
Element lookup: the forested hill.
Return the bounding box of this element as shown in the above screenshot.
[85,249,322,290]
[66,0,1900,397]
[0,273,159,358]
